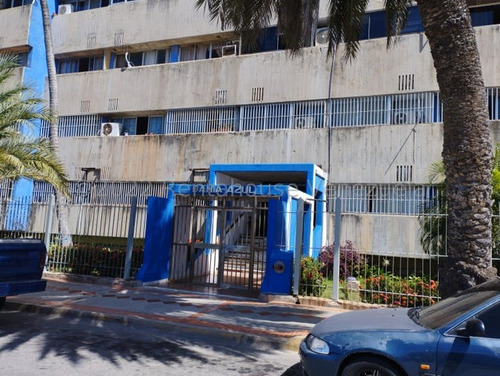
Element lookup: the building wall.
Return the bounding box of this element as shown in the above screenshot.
[52,23,500,115]
[51,0,235,56]
[0,5,30,51]
[58,122,449,183]
[326,213,424,257]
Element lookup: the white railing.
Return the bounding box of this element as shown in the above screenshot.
[34,181,170,207]
[40,115,103,138]
[328,184,442,215]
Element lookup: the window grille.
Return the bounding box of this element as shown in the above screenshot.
[34,181,169,207]
[48,87,500,137]
[331,92,440,127]
[40,115,103,138]
[165,107,237,134]
[327,183,442,215]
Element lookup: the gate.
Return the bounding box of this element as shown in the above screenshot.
[169,195,268,294]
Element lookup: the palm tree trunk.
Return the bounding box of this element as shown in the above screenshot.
[417,0,497,298]
[39,0,72,247]
[302,0,320,47]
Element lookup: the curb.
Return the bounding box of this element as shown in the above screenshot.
[5,299,305,351]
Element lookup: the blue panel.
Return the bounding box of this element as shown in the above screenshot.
[401,7,424,35]
[169,45,180,63]
[471,8,494,27]
[136,196,174,282]
[257,27,279,52]
[312,175,326,256]
[260,196,293,294]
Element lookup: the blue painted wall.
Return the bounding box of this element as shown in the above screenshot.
[260,194,294,294]
[141,164,327,296]
[6,0,55,230]
[136,196,174,282]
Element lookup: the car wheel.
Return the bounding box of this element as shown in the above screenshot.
[0,297,5,310]
[342,357,402,376]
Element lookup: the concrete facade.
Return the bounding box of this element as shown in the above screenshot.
[58,122,449,183]
[3,0,500,259]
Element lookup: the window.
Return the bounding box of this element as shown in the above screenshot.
[63,0,134,12]
[470,5,500,27]
[56,56,103,74]
[16,52,29,67]
[1,0,31,9]
[111,116,164,135]
[113,50,168,68]
[476,302,500,339]
[58,59,79,74]
[148,116,164,134]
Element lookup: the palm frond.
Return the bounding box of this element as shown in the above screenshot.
[384,0,410,47]
[328,0,370,61]
[196,0,275,51]
[0,135,69,196]
[426,161,446,185]
[0,53,68,196]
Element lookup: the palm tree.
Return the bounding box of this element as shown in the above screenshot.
[39,0,72,246]
[0,54,69,195]
[196,0,320,51]
[196,0,497,298]
[420,146,500,261]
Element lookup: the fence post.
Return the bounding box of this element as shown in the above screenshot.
[332,197,342,301]
[123,196,138,280]
[293,199,304,296]
[43,194,55,271]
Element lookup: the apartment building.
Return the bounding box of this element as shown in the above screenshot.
[3,0,500,258]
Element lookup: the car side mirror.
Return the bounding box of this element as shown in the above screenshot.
[457,318,486,337]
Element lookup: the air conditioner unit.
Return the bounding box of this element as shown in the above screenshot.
[58,4,73,15]
[101,122,122,136]
[294,116,316,129]
[315,28,329,46]
[393,110,409,124]
[392,110,425,124]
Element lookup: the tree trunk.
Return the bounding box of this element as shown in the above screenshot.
[417,0,497,298]
[302,0,320,47]
[39,0,72,247]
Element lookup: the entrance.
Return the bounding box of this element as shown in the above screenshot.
[169,195,268,294]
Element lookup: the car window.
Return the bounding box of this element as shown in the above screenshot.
[416,291,498,329]
[476,302,500,339]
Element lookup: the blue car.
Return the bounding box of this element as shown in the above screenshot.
[300,278,500,376]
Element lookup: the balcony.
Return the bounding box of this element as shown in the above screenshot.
[0,5,31,51]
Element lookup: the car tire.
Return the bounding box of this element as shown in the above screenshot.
[342,357,402,376]
[0,297,5,310]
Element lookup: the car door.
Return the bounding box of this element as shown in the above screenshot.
[436,301,500,376]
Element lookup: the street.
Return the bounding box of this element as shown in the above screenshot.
[0,308,302,376]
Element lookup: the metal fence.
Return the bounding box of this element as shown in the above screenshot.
[0,190,154,280]
[298,201,500,307]
[327,184,443,215]
[3,183,500,307]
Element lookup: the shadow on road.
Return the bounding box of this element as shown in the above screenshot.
[281,362,302,375]
[0,306,294,372]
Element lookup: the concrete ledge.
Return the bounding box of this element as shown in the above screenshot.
[43,272,142,288]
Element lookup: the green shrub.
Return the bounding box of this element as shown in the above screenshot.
[299,257,326,297]
[362,267,438,307]
[47,243,143,278]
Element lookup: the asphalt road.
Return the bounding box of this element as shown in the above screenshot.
[0,307,302,376]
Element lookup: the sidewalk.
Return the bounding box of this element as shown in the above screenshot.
[5,275,349,351]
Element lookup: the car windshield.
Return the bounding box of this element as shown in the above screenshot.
[413,290,499,329]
